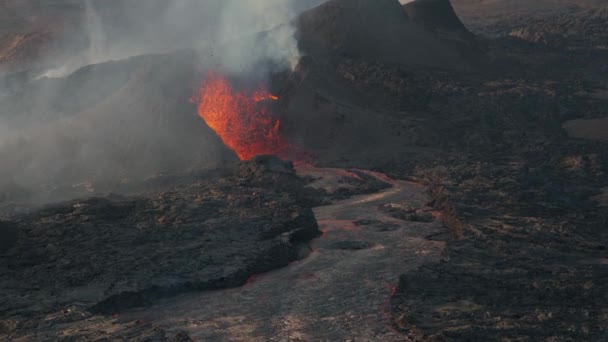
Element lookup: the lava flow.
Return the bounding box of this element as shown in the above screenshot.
[194,72,290,160]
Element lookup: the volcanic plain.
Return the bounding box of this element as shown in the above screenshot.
[1,0,608,341]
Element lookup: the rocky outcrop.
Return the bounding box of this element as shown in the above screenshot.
[0,158,320,320]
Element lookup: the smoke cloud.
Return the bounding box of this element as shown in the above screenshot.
[40,0,326,78]
[0,0,327,206]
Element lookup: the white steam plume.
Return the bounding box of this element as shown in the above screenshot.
[0,0,328,204]
[37,0,326,78]
[215,0,304,73]
[39,0,108,78]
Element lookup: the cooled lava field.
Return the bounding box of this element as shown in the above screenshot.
[1,0,608,341]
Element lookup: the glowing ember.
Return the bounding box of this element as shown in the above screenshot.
[194,72,289,160]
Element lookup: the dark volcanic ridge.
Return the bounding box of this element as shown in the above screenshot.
[405,0,472,36]
[296,0,478,69]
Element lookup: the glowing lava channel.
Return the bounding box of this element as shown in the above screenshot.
[195,72,289,160]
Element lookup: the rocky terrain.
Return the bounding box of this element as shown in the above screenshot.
[1,0,608,340]
[453,0,608,60]
[0,156,323,340]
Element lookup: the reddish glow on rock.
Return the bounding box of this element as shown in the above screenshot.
[194,72,290,160]
[317,219,360,232]
[244,275,258,287]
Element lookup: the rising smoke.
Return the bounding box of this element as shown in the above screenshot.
[0,0,326,205]
[39,0,108,78]
[40,0,324,78]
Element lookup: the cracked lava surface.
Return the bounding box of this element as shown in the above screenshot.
[118,165,447,341]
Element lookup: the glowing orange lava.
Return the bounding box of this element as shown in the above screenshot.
[194,72,289,160]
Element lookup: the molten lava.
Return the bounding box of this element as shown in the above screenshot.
[195,72,289,160]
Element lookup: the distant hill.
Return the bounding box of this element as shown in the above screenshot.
[404,0,474,38]
[296,0,475,69]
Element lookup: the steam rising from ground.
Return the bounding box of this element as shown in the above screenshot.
[41,0,323,78]
[40,0,107,78]
[0,0,326,204]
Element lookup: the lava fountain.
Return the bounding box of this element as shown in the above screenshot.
[194,72,291,160]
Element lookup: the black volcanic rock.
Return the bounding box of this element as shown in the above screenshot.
[296,0,472,69]
[0,160,320,317]
[404,0,473,37]
[238,155,296,181]
[403,0,478,55]
[0,221,17,254]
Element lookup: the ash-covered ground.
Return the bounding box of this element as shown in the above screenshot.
[1,0,608,341]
